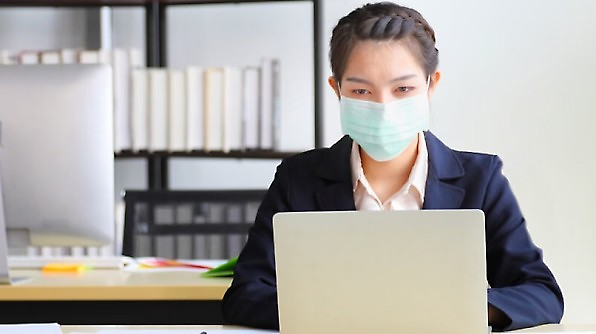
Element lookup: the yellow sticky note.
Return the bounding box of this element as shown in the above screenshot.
[42,263,90,273]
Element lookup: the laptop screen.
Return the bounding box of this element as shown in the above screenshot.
[273,210,488,334]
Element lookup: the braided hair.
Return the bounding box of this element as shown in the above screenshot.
[329,2,439,84]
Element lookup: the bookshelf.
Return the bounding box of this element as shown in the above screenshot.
[0,0,323,190]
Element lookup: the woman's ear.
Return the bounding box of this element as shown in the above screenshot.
[328,76,341,99]
[427,71,441,100]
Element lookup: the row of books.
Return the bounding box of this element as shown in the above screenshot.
[131,61,281,153]
[0,48,143,66]
[131,201,260,260]
[1,48,282,153]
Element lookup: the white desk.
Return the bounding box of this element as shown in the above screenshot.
[0,269,231,325]
[1,269,231,301]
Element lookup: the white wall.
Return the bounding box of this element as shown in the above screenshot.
[1,0,595,324]
[0,8,87,49]
[322,0,596,324]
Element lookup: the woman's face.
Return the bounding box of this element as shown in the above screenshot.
[330,40,439,103]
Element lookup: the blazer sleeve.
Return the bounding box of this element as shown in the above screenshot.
[482,156,564,331]
[221,162,289,330]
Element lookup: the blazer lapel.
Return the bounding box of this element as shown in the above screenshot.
[314,136,357,211]
[422,132,466,209]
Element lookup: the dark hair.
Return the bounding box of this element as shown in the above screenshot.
[329,2,439,84]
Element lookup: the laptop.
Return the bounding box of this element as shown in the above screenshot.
[273,210,488,334]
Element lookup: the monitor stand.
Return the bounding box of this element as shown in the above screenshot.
[0,168,29,285]
[0,170,30,285]
[0,166,11,284]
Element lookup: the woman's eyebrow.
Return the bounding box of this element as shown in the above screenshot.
[344,77,371,84]
[344,74,418,85]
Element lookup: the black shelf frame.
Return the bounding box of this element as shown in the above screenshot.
[0,0,313,6]
[0,0,323,190]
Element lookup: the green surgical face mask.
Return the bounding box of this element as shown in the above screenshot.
[339,92,430,162]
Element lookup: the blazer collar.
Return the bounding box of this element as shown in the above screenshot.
[313,133,467,210]
[316,135,353,182]
[315,135,356,211]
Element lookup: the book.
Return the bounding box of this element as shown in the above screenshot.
[223,66,243,153]
[40,50,61,64]
[148,68,169,151]
[131,69,149,151]
[0,50,15,65]
[18,50,39,64]
[271,59,282,151]
[60,48,78,64]
[204,67,224,152]
[242,66,261,150]
[79,49,111,64]
[259,58,273,150]
[112,48,133,152]
[185,66,205,151]
[127,48,146,150]
[168,69,187,152]
[78,50,100,64]
[128,48,145,68]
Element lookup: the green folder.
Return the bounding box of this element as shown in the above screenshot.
[201,257,237,278]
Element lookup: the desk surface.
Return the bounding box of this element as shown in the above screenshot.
[59,324,596,333]
[0,269,232,301]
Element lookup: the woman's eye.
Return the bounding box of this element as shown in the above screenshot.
[352,89,370,95]
[397,86,413,93]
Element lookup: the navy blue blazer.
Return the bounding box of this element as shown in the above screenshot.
[222,132,564,331]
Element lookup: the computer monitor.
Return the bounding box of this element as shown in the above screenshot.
[0,64,115,254]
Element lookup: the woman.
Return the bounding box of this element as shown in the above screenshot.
[222,2,564,331]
